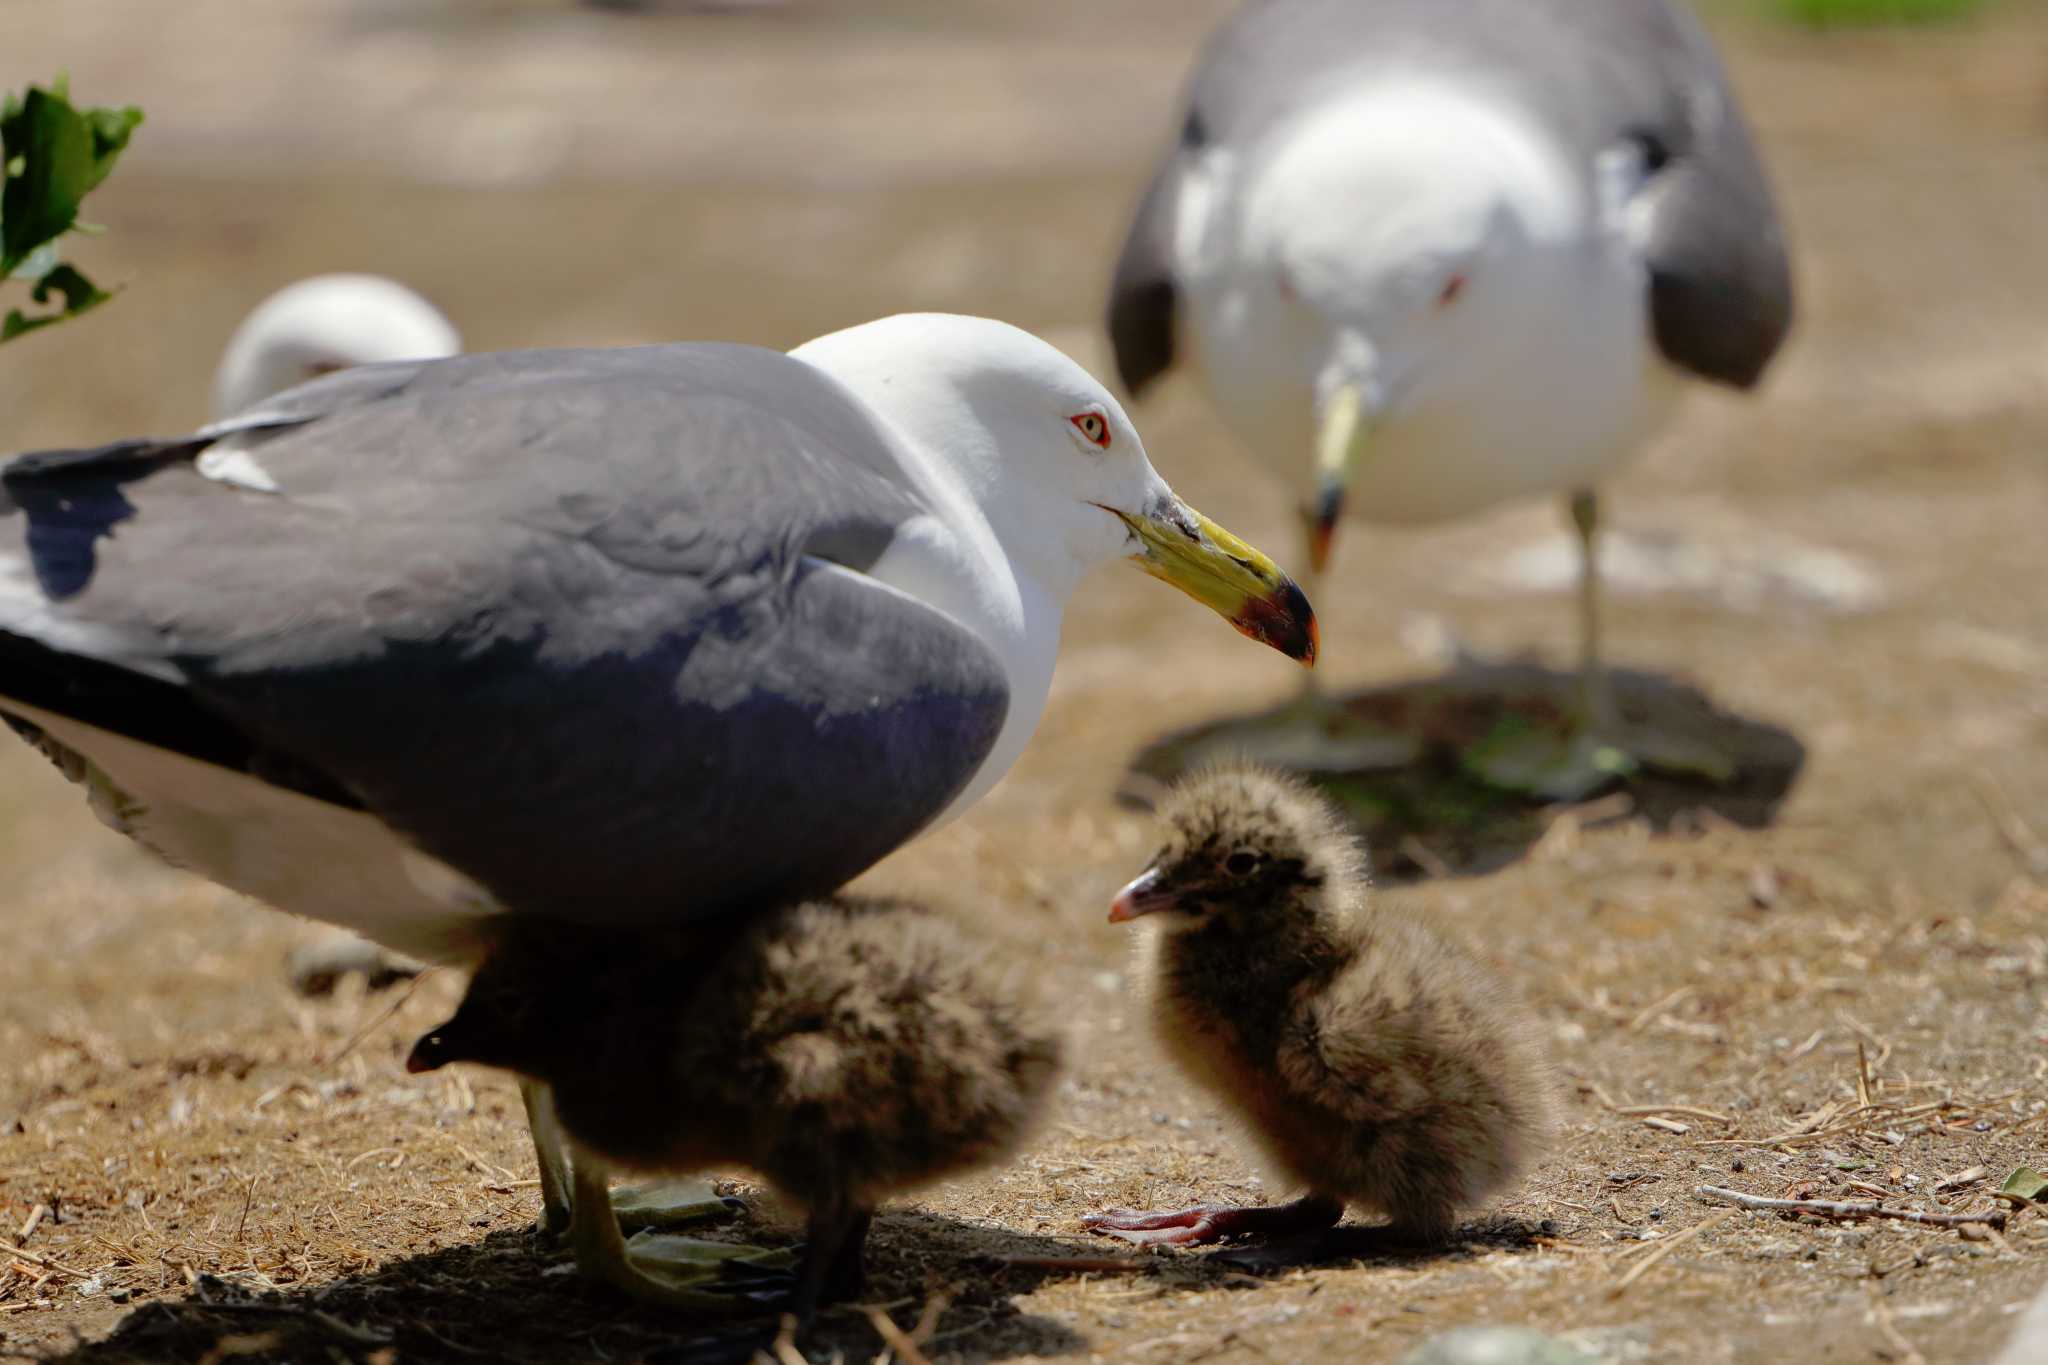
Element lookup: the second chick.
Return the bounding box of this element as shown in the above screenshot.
[411,896,1063,1320]
[1088,763,1555,1255]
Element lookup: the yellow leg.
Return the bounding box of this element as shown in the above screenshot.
[521,1078,573,1239]
[565,1145,792,1314]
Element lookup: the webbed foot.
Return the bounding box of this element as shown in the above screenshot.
[1083,1193,1342,1248]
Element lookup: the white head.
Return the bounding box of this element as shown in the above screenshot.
[793,313,1315,662]
[1223,83,1597,562]
[212,274,462,418]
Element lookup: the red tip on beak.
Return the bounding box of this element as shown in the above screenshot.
[1306,484,1343,576]
[1308,518,1335,576]
[1232,576,1318,668]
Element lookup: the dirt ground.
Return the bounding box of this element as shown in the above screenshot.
[4,2,2048,1362]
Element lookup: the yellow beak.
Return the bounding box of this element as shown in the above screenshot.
[1308,380,1374,574]
[1106,496,1318,666]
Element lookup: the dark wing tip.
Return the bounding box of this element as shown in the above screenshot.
[1107,277,1178,399]
[3,435,210,485]
[1648,249,1794,391]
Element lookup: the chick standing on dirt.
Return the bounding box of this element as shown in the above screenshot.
[1086,764,1554,1255]
[408,898,1063,1323]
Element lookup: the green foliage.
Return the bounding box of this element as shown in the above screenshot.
[1760,0,1986,26]
[2000,1166,2048,1202]
[1,78,143,345]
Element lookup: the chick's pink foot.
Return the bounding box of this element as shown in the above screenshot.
[1083,1193,1342,1247]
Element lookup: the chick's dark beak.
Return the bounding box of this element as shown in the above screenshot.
[405,1029,453,1074]
[1108,867,1179,923]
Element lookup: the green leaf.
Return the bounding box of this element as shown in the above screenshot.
[0,86,95,274]
[80,102,144,194]
[0,84,142,274]
[2000,1166,2048,1201]
[0,262,113,345]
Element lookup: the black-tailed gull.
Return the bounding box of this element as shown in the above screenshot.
[1108,0,1793,797]
[0,311,1313,1305]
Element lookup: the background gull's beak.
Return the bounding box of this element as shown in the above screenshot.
[1108,494,1318,666]
[1309,379,1376,574]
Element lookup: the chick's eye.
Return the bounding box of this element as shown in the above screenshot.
[1069,412,1111,448]
[1436,273,1467,309]
[1223,850,1262,878]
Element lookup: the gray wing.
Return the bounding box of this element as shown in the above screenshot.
[0,344,1009,922]
[1106,133,1192,398]
[1618,0,1794,388]
[1118,0,1791,390]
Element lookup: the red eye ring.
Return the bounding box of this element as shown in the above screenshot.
[1437,273,1468,308]
[1070,412,1112,449]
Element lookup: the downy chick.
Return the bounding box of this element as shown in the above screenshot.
[1087,764,1555,1254]
[409,897,1063,1321]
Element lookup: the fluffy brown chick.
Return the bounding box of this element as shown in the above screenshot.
[409,897,1063,1321]
[1087,763,1555,1255]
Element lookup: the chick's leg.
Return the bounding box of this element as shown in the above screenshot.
[791,1202,873,1328]
[1084,1192,1343,1247]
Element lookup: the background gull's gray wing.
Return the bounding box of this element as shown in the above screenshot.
[1114,0,1792,390]
[1613,0,1795,389]
[1106,144,1191,399]
[0,344,1009,932]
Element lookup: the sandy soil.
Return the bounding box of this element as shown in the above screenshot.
[4,2,2048,1361]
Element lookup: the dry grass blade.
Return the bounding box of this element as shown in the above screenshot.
[1627,986,1695,1034]
[3,1242,93,1277]
[321,970,433,1066]
[15,1205,49,1243]
[908,1290,952,1347]
[1612,1105,1734,1124]
[1697,1185,2005,1230]
[1605,1209,1736,1298]
[768,1313,809,1365]
[862,1303,934,1365]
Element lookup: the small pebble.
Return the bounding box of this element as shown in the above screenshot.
[1398,1326,1598,1365]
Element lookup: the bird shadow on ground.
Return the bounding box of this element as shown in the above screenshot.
[1122,659,1805,884]
[25,1210,1114,1365]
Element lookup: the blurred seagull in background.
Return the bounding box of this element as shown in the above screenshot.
[1109,0,1793,798]
[213,273,461,419]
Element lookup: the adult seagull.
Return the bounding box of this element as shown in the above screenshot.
[1109,0,1793,798]
[0,312,1314,1306]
